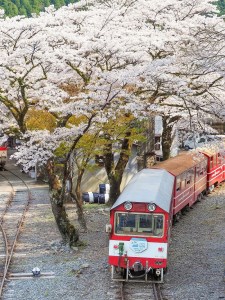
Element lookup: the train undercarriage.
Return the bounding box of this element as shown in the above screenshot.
[111,261,164,283]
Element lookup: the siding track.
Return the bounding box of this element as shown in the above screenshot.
[0,169,32,298]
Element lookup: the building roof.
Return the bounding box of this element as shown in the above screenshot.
[154,151,206,176]
[111,169,174,213]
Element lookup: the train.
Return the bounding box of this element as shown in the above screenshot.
[0,134,8,171]
[0,146,7,170]
[106,146,224,282]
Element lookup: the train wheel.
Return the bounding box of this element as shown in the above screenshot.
[173,212,181,224]
[197,194,201,202]
[208,185,214,193]
[185,205,191,212]
[181,205,188,215]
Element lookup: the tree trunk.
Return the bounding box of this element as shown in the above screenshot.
[104,132,131,205]
[47,160,80,246]
[108,176,122,206]
[161,122,172,161]
[70,168,87,232]
[50,189,79,246]
[161,116,180,160]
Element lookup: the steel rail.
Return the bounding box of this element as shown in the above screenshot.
[120,282,125,300]
[0,170,32,299]
[152,283,164,300]
[119,281,164,300]
[0,223,9,296]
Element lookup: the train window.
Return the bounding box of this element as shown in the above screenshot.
[181,180,186,190]
[210,157,213,169]
[189,169,194,182]
[116,213,135,228]
[196,166,199,177]
[218,153,222,164]
[114,212,164,237]
[176,179,181,191]
[187,178,191,185]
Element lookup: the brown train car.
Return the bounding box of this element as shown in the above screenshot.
[153,152,207,219]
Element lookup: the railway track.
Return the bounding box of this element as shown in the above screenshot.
[0,169,32,299]
[108,281,167,300]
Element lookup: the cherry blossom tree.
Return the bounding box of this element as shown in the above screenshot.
[1,0,225,245]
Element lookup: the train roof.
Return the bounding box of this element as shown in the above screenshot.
[198,149,216,157]
[153,151,206,176]
[111,169,174,213]
[198,146,223,157]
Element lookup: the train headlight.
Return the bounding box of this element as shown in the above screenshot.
[124,201,132,210]
[147,203,156,212]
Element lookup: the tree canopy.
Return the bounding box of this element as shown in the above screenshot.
[0,0,224,18]
[1,0,225,245]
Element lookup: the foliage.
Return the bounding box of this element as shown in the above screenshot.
[214,0,225,15]
[54,142,70,161]
[0,0,78,17]
[26,109,56,131]
[0,0,224,171]
[67,115,88,127]
[99,114,147,155]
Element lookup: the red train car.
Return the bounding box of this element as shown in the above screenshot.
[0,146,7,170]
[107,147,225,282]
[154,152,208,221]
[107,169,174,283]
[200,149,224,191]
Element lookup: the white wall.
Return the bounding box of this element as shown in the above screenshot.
[80,146,139,193]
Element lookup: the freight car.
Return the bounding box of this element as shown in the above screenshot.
[107,149,224,282]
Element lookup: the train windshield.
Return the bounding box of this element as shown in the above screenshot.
[114,212,164,237]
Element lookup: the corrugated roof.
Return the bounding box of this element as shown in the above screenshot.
[154,151,206,176]
[111,169,174,213]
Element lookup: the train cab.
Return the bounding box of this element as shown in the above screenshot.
[107,169,174,282]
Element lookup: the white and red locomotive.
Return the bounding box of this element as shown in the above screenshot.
[107,148,224,282]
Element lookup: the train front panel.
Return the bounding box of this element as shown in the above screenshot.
[108,202,170,279]
[107,168,174,282]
